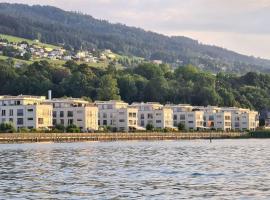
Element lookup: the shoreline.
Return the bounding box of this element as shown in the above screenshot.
[0,132,249,144]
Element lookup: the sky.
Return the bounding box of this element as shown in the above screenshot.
[2,0,270,59]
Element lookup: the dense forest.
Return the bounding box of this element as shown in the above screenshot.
[1,59,270,117]
[0,3,270,73]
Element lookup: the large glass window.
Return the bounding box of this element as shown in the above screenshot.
[67,111,73,117]
[17,118,24,125]
[17,109,24,116]
[38,118,44,125]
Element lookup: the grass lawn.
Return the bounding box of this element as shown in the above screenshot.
[0,55,32,65]
[0,34,59,49]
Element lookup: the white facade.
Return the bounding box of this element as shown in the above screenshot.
[132,102,174,129]
[0,95,53,130]
[48,98,98,132]
[168,104,204,130]
[96,101,141,132]
[221,107,259,131]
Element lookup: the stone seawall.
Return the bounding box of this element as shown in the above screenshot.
[0,132,248,144]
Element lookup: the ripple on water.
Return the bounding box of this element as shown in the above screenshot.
[0,139,270,199]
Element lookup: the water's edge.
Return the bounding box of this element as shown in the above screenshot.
[0,132,249,144]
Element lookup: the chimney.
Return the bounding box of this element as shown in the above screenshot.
[48,90,52,100]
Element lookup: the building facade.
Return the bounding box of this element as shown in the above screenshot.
[96,100,141,132]
[48,98,98,132]
[221,107,259,131]
[0,95,53,130]
[168,104,204,130]
[132,102,174,129]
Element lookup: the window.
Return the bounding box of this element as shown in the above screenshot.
[27,118,33,121]
[188,114,193,118]
[103,120,107,125]
[67,111,73,117]
[60,119,64,125]
[38,118,44,125]
[147,114,153,119]
[9,118,13,122]
[77,119,82,122]
[68,119,73,125]
[225,116,231,120]
[141,114,145,119]
[15,101,21,105]
[60,111,64,118]
[180,115,185,120]
[53,111,57,118]
[119,119,125,123]
[133,113,136,118]
[173,115,177,120]
[1,110,6,116]
[53,119,57,125]
[129,113,133,117]
[9,109,13,116]
[17,118,24,125]
[225,122,231,126]
[141,121,145,126]
[209,115,214,121]
[103,113,107,118]
[188,121,194,124]
[156,120,162,123]
[17,109,24,116]
[27,109,34,112]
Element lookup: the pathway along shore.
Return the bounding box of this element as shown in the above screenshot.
[0,132,248,144]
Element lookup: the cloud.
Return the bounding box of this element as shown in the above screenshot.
[1,0,270,58]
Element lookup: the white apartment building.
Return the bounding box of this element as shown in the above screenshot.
[47,98,98,132]
[132,102,174,129]
[221,107,259,131]
[0,95,53,130]
[96,100,141,132]
[167,104,204,130]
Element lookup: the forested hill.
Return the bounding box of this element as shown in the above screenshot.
[0,3,270,73]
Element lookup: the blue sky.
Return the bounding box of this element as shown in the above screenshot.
[2,0,270,59]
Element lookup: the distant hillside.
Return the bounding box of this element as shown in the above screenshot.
[0,3,270,73]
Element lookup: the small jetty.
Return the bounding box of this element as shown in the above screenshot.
[0,132,248,144]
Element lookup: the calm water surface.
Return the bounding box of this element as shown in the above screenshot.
[0,139,270,199]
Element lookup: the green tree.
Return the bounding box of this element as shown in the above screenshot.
[0,123,16,133]
[97,74,120,100]
[178,123,186,131]
[146,124,154,131]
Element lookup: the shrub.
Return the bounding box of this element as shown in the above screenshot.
[66,124,80,133]
[177,123,185,131]
[146,124,154,131]
[0,123,16,133]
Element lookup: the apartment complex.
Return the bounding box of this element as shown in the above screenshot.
[47,98,98,132]
[0,94,260,132]
[167,104,204,130]
[132,102,174,129]
[194,106,259,131]
[96,100,141,132]
[0,95,52,130]
[221,107,259,131]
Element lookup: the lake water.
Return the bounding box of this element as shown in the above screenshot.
[0,139,270,199]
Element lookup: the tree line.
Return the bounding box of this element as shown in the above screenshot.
[1,59,270,117]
